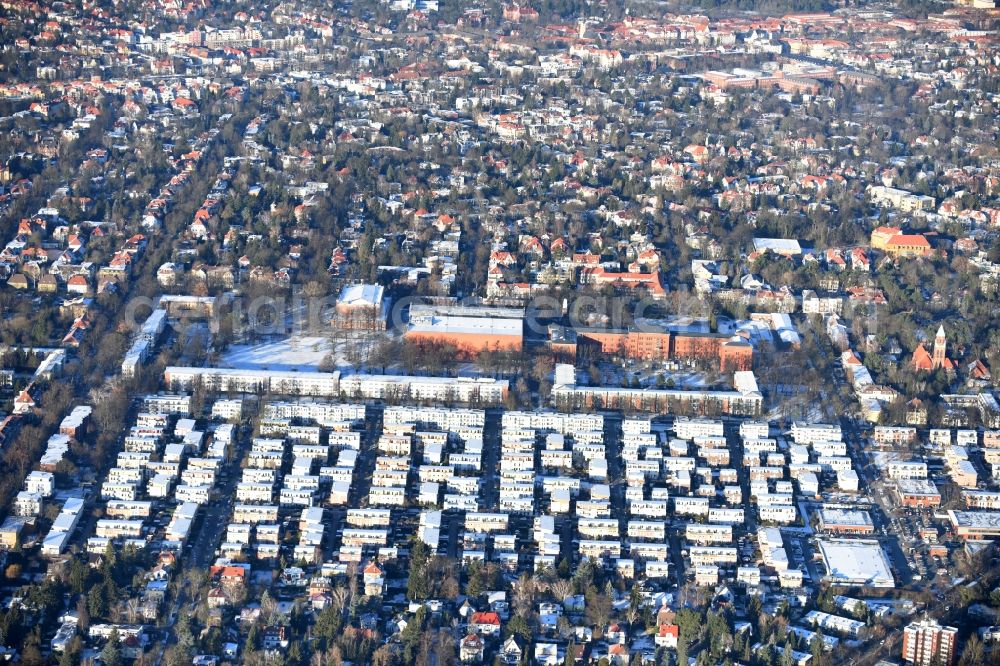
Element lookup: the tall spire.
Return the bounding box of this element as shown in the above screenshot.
[933,325,946,370]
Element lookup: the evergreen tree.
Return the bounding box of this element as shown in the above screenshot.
[314,604,344,652]
[408,541,430,600]
[100,629,123,666]
[246,624,260,655]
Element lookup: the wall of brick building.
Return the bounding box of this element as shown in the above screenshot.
[404,331,523,357]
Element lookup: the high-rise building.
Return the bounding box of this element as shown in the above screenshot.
[902,619,958,666]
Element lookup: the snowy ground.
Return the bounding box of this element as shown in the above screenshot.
[221,335,486,377]
[586,361,713,390]
[222,335,334,371]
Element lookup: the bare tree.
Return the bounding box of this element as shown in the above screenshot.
[512,573,536,617]
[125,597,143,624]
[549,578,574,603]
[330,585,349,616]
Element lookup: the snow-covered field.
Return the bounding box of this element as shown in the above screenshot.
[222,336,334,371]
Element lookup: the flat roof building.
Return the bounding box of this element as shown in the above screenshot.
[947,510,1000,540]
[895,479,941,508]
[405,314,523,356]
[818,508,875,535]
[817,538,895,588]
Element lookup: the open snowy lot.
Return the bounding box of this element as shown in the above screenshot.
[222,336,334,371]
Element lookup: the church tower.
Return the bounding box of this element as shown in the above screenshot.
[932,325,946,370]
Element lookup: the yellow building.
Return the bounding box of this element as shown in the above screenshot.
[0,516,31,549]
[884,234,932,258]
[870,226,900,250]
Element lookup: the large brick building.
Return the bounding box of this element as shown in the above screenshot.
[404,316,523,356]
[894,480,941,508]
[561,327,753,371]
[404,304,524,357]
